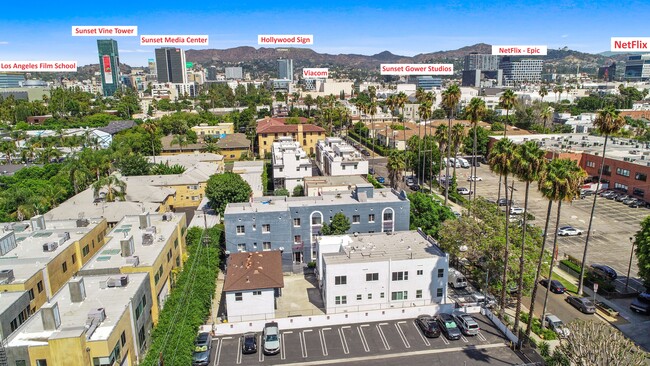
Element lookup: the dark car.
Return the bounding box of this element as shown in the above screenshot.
[590,264,617,280]
[436,313,462,340]
[242,333,257,354]
[192,332,213,366]
[628,199,644,208]
[369,167,375,175]
[566,296,596,314]
[497,198,513,206]
[630,292,650,315]
[415,315,441,338]
[410,184,421,191]
[539,279,567,294]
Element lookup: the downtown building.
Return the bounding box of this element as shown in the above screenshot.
[462,52,502,87]
[225,66,243,80]
[624,54,650,81]
[97,39,120,96]
[277,59,293,81]
[155,47,187,83]
[499,57,543,86]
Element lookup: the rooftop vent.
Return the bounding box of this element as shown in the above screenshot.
[142,232,154,246]
[126,256,139,267]
[106,275,129,288]
[0,269,15,284]
[76,218,90,227]
[41,302,61,331]
[42,242,58,252]
[139,212,151,229]
[121,235,135,257]
[69,277,86,303]
[31,215,46,231]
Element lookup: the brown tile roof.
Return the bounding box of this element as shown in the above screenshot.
[223,251,284,292]
[256,116,325,134]
[215,133,251,149]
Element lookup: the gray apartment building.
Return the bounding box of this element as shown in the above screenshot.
[224,184,410,270]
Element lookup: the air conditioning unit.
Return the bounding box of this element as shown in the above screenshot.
[106,275,129,288]
[42,242,58,252]
[0,269,15,284]
[126,256,139,267]
[87,308,106,323]
[58,232,70,244]
[142,233,154,246]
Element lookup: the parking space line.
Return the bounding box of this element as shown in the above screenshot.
[377,323,391,350]
[216,337,230,366]
[319,328,330,356]
[258,335,264,363]
[412,320,430,346]
[281,331,291,360]
[212,338,221,366]
[460,335,469,343]
[477,332,488,342]
[440,334,450,345]
[395,321,411,348]
[357,325,370,352]
[236,337,242,364]
[301,330,312,358]
[338,327,350,354]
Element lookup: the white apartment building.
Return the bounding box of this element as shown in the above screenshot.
[151,82,197,99]
[315,137,368,176]
[317,230,449,314]
[272,137,313,193]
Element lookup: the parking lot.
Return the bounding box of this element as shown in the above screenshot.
[211,314,524,365]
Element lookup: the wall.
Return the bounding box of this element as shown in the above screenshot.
[166,182,206,208]
[258,130,326,156]
[581,153,650,198]
[0,291,31,339]
[225,288,275,321]
[221,148,248,161]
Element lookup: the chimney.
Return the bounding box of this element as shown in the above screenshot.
[69,277,86,303]
[139,213,150,229]
[41,302,61,331]
[121,235,135,257]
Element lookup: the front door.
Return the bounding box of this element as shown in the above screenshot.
[293,251,302,263]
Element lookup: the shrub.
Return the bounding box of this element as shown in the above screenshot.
[560,259,583,275]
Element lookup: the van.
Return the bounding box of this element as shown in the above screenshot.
[448,269,467,289]
[457,158,470,168]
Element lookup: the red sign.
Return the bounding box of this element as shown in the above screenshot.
[103,55,111,73]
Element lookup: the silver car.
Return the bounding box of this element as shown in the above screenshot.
[566,296,596,314]
[452,311,480,336]
[262,322,280,355]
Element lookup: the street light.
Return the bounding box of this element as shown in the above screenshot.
[625,236,636,292]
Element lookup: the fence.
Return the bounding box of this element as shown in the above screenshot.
[481,307,519,346]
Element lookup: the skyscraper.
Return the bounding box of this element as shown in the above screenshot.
[278,59,293,81]
[97,39,120,97]
[225,67,243,80]
[499,57,543,86]
[155,47,187,83]
[464,53,499,71]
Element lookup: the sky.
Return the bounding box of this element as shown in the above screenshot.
[0,0,648,66]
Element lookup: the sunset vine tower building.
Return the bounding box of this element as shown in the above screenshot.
[97,39,120,97]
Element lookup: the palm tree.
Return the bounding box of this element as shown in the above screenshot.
[93,175,127,202]
[540,158,586,326]
[511,141,546,334]
[142,121,158,163]
[434,125,448,185]
[304,94,315,117]
[450,123,465,189]
[539,85,548,102]
[396,91,408,144]
[499,89,517,137]
[577,106,626,295]
[387,151,406,190]
[418,98,433,187]
[66,156,93,194]
[0,141,17,164]
[464,97,486,206]
[488,138,516,316]
[540,106,553,131]
[441,85,461,206]
[171,134,188,153]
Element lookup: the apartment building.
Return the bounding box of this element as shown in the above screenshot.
[499,57,543,86]
[191,123,235,139]
[272,137,312,192]
[256,117,326,156]
[317,230,449,313]
[315,137,368,176]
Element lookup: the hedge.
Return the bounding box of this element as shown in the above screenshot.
[520,312,558,341]
[559,259,583,276]
[367,174,384,188]
[348,130,391,156]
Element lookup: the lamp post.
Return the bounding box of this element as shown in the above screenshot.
[625,236,636,292]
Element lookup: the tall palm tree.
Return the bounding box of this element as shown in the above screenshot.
[540,158,586,326]
[450,123,465,189]
[511,141,546,334]
[418,99,433,187]
[93,175,127,202]
[441,85,461,206]
[0,141,17,164]
[387,151,406,190]
[540,106,553,131]
[304,94,315,117]
[434,125,448,185]
[539,85,548,102]
[396,91,408,145]
[464,97,486,206]
[142,121,158,163]
[577,106,626,295]
[488,138,516,316]
[499,89,517,137]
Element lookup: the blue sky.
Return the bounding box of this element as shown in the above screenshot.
[1,0,647,66]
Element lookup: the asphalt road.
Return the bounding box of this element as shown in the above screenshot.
[522,283,597,325]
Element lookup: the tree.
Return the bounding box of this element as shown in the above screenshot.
[540,105,553,131]
[634,216,650,288]
[141,121,159,163]
[93,175,127,202]
[434,125,448,184]
[540,158,586,325]
[450,123,465,192]
[292,184,304,197]
[409,192,455,238]
[462,126,489,156]
[539,85,548,101]
[511,141,546,333]
[396,91,408,148]
[321,212,350,235]
[464,97,485,207]
[205,172,252,216]
[441,85,461,206]
[499,89,517,134]
[116,154,151,176]
[171,134,188,152]
[558,320,646,366]
[387,151,405,190]
[304,94,315,117]
[273,188,289,196]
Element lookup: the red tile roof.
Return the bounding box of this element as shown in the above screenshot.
[256,117,325,134]
[223,251,284,292]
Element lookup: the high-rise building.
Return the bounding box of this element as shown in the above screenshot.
[207,66,218,80]
[97,39,120,96]
[464,53,499,71]
[624,54,650,81]
[0,73,26,88]
[598,63,617,82]
[148,58,156,75]
[155,47,187,83]
[499,57,543,86]
[225,66,243,80]
[278,59,293,81]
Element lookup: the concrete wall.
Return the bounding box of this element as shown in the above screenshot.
[225,288,275,321]
[0,291,31,339]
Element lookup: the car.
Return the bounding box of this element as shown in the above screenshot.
[242,333,258,354]
[192,332,213,366]
[471,292,497,308]
[410,184,420,191]
[452,311,480,336]
[510,207,525,215]
[361,150,370,156]
[457,187,472,195]
[627,199,644,208]
[558,226,583,236]
[436,313,462,340]
[590,264,617,280]
[566,296,596,314]
[497,198,513,206]
[405,177,415,186]
[415,315,442,338]
[368,167,375,175]
[448,269,468,289]
[600,190,615,198]
[544,314,570,338]
[262,322,280,355]
[622,197,637,205]
[467,176,483,181]
[609,192,625,200]
[615,194,631,202]
[539,279,567,294]
[580,189,595,197]
[630,291,650,315]
[376,176,385,183]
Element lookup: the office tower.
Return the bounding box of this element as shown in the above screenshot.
[207,66,218,81]
[464,53,499,71]
[598,63,616,82]
[278,59,293,81]
[625,54,650,81]
[148,59,156,75]
[225,67,243,80]
[97,39,120,97]
[0,73,26,88]
[155,47,187,83]
[499,57,543,86]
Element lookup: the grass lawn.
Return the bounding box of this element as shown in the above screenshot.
[551,273,579,294]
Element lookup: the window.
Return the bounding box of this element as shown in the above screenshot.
[633,188,645,197]
[83,245,90,256]
[356,294,362,300]
[262,224,270,233]
[121,331,127,347]
[368,214,375,222]
[10,319,18,332]
[235,292,243,301]
[135,298,145,320]
[263,242,272,251]
[335,295,347,305]
[312,216,322,225]
[380,292,385,298]
[36,360,47,366]
[293,218,301,227]
[391,291,408,300]
[71,254,76,264]
[296,167,301,171]
[417,270,423,275]
[392,271,408,281]
[366,273,379,281]
[437,269,444,278]
[294,235,302,244]
[383,211,393,221]
[37,281,44,293]
[636,172,647,181]
[342,165,346,170]
[416,290,423,298]
[174,238,179,248]
[62,261,67,273]
[436,288,443,297]
[253,291,262,296]
[176,256,180,267]
[237,243,247,252]
[335,276,347,285]
[352,215,360,224]
[586,161,595,168]
[138,324,146,349]
[616,168,631,177]
[167,249,172,262]
[15,361,26,366]
[28,289,34,300]
[367,293,372,300]
[615,182,629,190]
[601,165,611,176]
[236,225,245,234]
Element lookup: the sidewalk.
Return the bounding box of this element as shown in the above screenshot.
[206,270,225,327]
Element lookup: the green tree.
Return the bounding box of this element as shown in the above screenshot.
[116,154,151,176]
[387,151,405,190]
[321,212,351,235]
[634,216,650,288]
[205,172,252,216]
[464,97,486,206]
[441,84,461,206]
[292,184,304,197]
[499,89,517,134]
[409,192,455,238]
[93,175,127,202]
[273,188,289,196]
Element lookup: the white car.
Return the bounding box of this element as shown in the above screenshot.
[544,314,570,338]
[467,176,483,182]
[558,226,583,236]
[457,187,472,195]
[510,207,525,215]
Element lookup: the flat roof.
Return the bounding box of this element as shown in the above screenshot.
[122,161,216,186]
[7,273,149,345]
[303,175,367,188]
[322,230,446,265]
[0,218,104,283]
[147,153,224,169]
[233,161,264,197]
[80,213,184,271]
[0,291,28,314]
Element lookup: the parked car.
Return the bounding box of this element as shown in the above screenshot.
[262,322,281,355]
[457,187,472,195]
[539,279,567,294]
[410,184,421,191]
[590,264,618,280]
[452,311,480,336]
[615,194,631,202]
[242,333,258,354]
[471,292,497,308]
[622,197,637,205]
[628,199,644,208]
[600,190,616,198]
[497,198,512,206]
[405,177,415,186]
[467,176,483,181]
[436,313,462,340]
[192,332,213,366]
[544,314,570,338]
[630,291,650,315]
[448,269,468,289]
[361,150,370,156]
[376,176,385,184]
[566,296,596,314]
[558,226,583,236]
[368,167,375,175]
[415,315,442,338]
[510,207,525,215]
